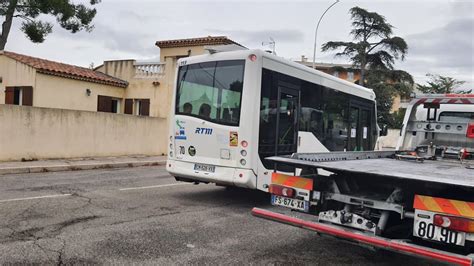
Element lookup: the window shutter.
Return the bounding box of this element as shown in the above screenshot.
[97,95,112,112]
[124,99,133,114]
[5,87,14,104]
[22,86,33,106]
[140,99,150,116]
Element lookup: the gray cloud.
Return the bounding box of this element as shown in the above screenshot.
[406,18,473,68]
[54,21,158,57]
[208,29,305,47]
[401,17,474,88]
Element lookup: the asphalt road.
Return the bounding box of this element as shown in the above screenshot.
[0,166,436,265]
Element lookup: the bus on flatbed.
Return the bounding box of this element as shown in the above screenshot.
[166,49,377,191]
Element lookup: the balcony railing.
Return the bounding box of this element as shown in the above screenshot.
[134,62,165,79]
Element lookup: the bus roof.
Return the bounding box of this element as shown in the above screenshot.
[177,49,376,101]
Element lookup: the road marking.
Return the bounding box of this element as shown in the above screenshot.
[119,183,190,191]
[0,194,72,203]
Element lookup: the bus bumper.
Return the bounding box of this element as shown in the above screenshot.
[251,207,473,266]
[166,159,256,188]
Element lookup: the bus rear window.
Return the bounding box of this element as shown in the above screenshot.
[175,60,245,126]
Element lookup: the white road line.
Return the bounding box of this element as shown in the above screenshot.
[119,183,190,191]
[0,194,72,203]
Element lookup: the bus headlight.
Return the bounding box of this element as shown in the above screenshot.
[240,150,247,157]
[240,159,246,166]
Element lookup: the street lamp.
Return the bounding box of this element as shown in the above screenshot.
[312,0,340,69]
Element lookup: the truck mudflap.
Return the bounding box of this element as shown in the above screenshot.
[252,207,474,266]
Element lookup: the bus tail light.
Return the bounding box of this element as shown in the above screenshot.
[240,159,246,166]
[269,184,295,198]
[249,54,257,62]
[433,214,474,233]
[467,124,474,138]
[241,140,248,148]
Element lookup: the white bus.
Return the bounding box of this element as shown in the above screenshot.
[166,49,377,192]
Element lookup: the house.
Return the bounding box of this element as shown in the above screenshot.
[0,51,129,113]
[295,56,360,83]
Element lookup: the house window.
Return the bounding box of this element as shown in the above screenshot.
[347,71,354,81]
[97,95,122,113]
[124,98,150,116]
[13,88,22,105]
[135,99,150,116]
[333,71,339,78]
[5,86,33,106]
[134,100,141,115]
[111,99,120,113]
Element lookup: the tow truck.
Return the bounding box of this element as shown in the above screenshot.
[252,94,474,265]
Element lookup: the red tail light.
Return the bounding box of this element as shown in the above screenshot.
[269,184,295,198]
[467,124,474,138]
[433,214,474,233]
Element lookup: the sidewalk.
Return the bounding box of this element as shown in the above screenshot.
[0,155,167,175]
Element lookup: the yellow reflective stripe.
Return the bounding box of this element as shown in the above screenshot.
[272,174,287,185]
[450,200,474,219]
[420,195,444,213]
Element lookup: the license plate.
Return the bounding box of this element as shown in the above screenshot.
[271,195,309,212]
[194,163,215,173]
[413,210,466,246]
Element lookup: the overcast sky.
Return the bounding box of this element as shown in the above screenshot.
[8,0,474,90]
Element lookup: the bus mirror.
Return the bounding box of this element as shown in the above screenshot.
[379,125,388,136]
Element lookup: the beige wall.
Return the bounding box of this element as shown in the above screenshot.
[96,60,135,81]
[159,46,206,62]
[391,94,401,113]
[34,73,125,112]
[124,79,165,117]
[0,105,167,161]
[0,56,37,104]
[97,60,167,118]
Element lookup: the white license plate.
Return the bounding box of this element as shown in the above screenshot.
[413,210,466,246]
[194,163,215,173]
[271,195,309,212]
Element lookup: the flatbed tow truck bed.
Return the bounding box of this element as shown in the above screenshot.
[267,151,474,188]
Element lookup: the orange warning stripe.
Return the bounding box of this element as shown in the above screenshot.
[271,173,313,190]
[413,195,474,219]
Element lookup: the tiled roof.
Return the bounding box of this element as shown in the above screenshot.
[155,36,245,48]
[2,51,128,88]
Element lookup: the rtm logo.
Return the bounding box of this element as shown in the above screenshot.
[195,128,213,135]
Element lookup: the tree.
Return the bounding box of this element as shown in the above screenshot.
[322,6,408,86]
[321,6,413,128]
[0,0,100,50]
[365,69,413,127]
[418,74,471,94]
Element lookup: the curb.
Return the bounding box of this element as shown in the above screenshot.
[0,160,166,176]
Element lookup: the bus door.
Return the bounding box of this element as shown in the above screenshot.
[275,85,300,156]
[348,101,373,151]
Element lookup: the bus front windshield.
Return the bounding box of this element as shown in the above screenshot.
[175,60,245,126]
